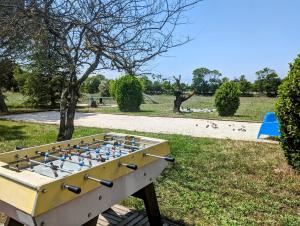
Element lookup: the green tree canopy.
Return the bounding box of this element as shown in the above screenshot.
[98,80,110,97]
[0,59,19,112]
[81,75,106,94]
[138,76,153,94]
[254,68,281,96]
[0,58,18,91]
[264,72,281,97]
[13,36,66,107]
[192,67,222,94]
[235,75,252,96]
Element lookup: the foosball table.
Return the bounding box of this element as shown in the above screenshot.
[0,133,174,226]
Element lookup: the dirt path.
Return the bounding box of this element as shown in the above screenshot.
[0,111,269,142]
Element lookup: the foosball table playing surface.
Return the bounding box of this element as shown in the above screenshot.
[0,133,174,226]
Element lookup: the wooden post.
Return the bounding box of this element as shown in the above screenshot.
[81,216,99,226]
[132,183,162,226]
[5,217,24,226]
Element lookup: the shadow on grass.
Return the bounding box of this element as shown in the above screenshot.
[138,110,155,113]
[0,124,27,141]
[3,107,55,116]
[233,114,251,119]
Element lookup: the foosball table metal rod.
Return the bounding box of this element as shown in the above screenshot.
[118,162,138,170]
[25,158,73,174]
[63,150,107,162]
[84,174,113,187]
[59,143,135,159]
[143,153,175,162]
[36,151,92,168]
[93,138,141,150]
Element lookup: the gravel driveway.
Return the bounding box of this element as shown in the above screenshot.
[1,111,268,142]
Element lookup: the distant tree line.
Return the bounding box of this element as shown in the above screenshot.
[0,58,283,114]
[138,75,190,95]
[191,67,282,97]
[134,67,282,97]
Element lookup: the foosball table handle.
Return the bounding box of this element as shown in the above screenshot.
[100,180,114,188]
[119,162,138,170]
[126,164,138,170]
[63,184,82,194]
[164,157,175,162]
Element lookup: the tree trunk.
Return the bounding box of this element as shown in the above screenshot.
[173,91,195,113]
[57,86,78,141]
[173,96,182,113]
[0,88,8,113]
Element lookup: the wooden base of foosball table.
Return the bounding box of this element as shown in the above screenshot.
[5,183,162,226]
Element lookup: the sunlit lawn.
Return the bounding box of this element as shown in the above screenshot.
[3,92,276,122]
[1,91,47,115]
[78,95,276,122]
[0,120,299,225]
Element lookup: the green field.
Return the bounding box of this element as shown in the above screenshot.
[78,95,276,122]
[0,120,298,225]
[1,92,46,115]
[2,92,276,122]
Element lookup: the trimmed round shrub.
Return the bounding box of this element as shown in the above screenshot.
[115,75,143,112]
[275,55,300,170]
[215,81,241,116]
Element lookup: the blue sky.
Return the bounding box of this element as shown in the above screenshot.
[104,0,300,83]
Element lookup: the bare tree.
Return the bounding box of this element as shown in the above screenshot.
[173,75,195,112]
[4,0,200,140]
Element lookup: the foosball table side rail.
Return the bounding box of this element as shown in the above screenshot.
[35,158,168,226]
[33,141,170,216]
[1,158,168,226]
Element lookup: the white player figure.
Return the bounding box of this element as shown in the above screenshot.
[131,137,136,146]
[44,152,49,163]
[95,148,100,159]
[60,155,66,168]
[78,161,84,171]
[77,152,83,162]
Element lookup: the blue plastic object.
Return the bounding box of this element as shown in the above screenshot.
[257,112,281,139]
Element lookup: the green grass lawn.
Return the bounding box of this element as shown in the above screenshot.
[3,92,275,122]
[78,95,276,122]
[1,91,46,115]
[0,120,299,225]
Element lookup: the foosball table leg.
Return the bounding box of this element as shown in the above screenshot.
[4,217,24,226]
[81,216,99,226]
[132,183,163,226]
